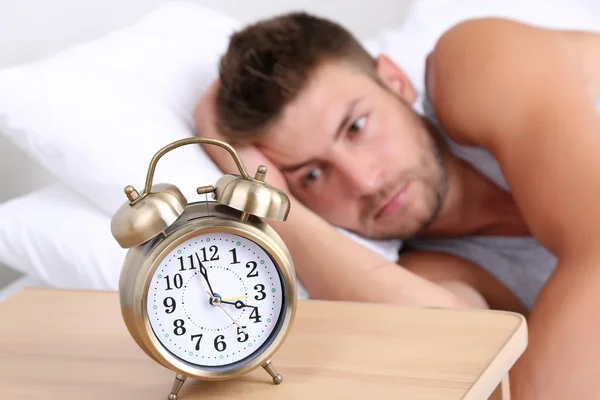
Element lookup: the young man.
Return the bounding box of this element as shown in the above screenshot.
[194,13,600,399]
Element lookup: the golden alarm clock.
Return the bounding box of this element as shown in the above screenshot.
[110,137,298,400]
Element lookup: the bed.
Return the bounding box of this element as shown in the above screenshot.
[0,0,596,300]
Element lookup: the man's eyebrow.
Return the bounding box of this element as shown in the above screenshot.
[280,158,315,173]
[279,98,362,174]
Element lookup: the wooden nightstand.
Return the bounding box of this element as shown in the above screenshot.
[0,288,526,399]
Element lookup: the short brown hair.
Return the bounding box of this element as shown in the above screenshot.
[215,12,375,141]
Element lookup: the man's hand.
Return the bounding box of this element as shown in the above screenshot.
[194,80,289,192]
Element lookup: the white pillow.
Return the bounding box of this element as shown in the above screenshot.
[0,1,403,268]
[0,2,239,217]
[0,185,125,290]
[0,183,313,299]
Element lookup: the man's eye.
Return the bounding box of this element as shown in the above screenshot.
[348,116,366,136]
[304,167,323,184]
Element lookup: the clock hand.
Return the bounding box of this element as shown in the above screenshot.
[195,253,215,296]
[221,295,245,301]
[220,299,257,310]
[206,291,248,335]
[217,304,247,335]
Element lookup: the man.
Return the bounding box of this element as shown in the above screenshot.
[194,12,600,399]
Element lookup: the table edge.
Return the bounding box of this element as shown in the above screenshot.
[463,311,528,399]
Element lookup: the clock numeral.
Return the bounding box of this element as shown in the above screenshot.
[214,335,227,352]
[246,261,258,278]
[191,334,203,351]
[237,326,249,343]
[173,319,186,336]
[164,274,183,291]
[254,284,266,301]
[199,245,219,262]
[163,297,176,314]
[178,255,196,272]
[249,307,262,323]
[229,248,240,264]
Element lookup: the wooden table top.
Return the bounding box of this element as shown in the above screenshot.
[0,288,526,400]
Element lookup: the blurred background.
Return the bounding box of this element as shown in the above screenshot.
[0,0,414,295]
[0,0,598,299]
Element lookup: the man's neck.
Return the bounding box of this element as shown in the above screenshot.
[422,149,528,238]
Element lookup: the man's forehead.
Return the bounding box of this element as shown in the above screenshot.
[286,62,364,116]
[258,63,366,163]
[257,121,318,166]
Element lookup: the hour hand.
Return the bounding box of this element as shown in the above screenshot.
[195,254,215,296]
[221,299,256,310]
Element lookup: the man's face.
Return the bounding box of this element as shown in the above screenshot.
[258,58,447,240]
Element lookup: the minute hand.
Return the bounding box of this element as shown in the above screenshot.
[195,254,215,296]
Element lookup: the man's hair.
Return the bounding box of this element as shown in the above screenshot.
[215,12,376,141]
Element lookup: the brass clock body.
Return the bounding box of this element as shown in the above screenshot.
[111,137,297,400]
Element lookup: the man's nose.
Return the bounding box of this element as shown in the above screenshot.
[339,156,385,195]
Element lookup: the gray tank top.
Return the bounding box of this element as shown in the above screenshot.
[406,95,600,311]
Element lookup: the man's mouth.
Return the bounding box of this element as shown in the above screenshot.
[374,183,410,220]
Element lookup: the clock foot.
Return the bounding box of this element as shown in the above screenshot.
[167,373,187,400]
[262,360,283,384]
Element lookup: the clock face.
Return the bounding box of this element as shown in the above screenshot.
[146,231,286,369]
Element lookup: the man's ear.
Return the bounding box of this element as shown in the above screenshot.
[375,54,417,105]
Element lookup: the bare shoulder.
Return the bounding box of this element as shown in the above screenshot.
[424,17,588,148]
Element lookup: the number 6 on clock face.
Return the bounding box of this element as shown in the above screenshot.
[147,232,286,368]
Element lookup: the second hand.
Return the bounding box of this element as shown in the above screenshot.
[206,291,248,335]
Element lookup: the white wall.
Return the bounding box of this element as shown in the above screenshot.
[0,0,413,69]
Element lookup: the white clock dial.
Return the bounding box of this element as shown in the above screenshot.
[146,232,286,368]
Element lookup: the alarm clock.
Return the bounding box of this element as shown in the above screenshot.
[110,137,298,400]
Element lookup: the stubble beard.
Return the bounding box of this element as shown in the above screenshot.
[362,116,448,241]
[410,117,448,237]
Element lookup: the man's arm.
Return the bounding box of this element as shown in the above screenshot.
[194,81,476,310]
[400,250,527,314]
[270,198,482,308]
[427,18,600,399]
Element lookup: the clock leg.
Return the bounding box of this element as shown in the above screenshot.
[262,360,283,384]
[167,373,187,400]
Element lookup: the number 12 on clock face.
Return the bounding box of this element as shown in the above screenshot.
[147,232,286,368]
